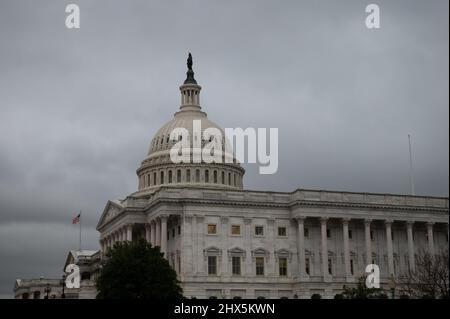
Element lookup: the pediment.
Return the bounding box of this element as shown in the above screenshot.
[96,200,124,230]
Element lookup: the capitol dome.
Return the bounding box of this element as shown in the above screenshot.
[135,54,245,194]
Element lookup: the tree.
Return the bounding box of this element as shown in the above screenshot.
[341,276,385,299]
[96,239,183,299]
[398,249,449,299]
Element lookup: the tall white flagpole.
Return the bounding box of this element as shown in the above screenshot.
[79,210,82,251]
[408,134,415,196]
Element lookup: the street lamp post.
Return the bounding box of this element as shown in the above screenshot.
[61,274,66,299]
[44,283,51,299]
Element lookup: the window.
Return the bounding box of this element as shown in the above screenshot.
[278,226,287,237]
[305,258,310,275]
[304,227,309,238]
[234,174,237,186]
[178,226,181,235]
[208,256,217,275]
[195,169,200,182]
[186,169,191,182]
[177,169,181,183]
[172,228,175,238]
[255,257,264,276]
[279,257,287,276]
[328,258,333,275]
[147,174,150,187]
[228,173,231,185]
[213,170,217,183]
[231,225,241,235]
[205,170,209,183]
[370,230,374,241]
[391,230,394,240]
[160,171,164,184]
[348,229,353,239]
[168,170,172,183]
[221,171,225,184]
[153,172,156,185]
[207,224,217,235]
[350,259,354,275]
[255,226,264,236]
[232,256,241,275]
[327,229,331,238]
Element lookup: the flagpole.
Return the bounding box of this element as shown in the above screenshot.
[79,210,82,251]
[408,134,415,196]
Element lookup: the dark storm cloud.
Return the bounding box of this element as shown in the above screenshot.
[0,0,448,297]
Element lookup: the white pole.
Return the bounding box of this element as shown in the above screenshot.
[79,210,82,251]
[408,134,415,196]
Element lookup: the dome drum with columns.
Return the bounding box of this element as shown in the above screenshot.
[135,54,244,194]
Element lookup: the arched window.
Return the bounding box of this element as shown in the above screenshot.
[153,172,157,185]
[160,171,164,184]
[228,173,231,185]
[213,170,217,183]
[168,170,172,183]
[177,169,181,183]
[196,169,200,182]
[205,170,209,183]
[186,169,191,182]
[221,171,225,184]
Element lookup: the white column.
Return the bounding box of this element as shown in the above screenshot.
[151,221,156,246]
[320,217,329,280]
[427,222,435,256]
[145,224,151,243]
[160,215,168,257]
[406,221,415,273]
[126,224,133,241]
[364,219,372,266]
[155,219,161,247]
[296,217,306,278]
[342,218,351,280]
[385,220,394,277]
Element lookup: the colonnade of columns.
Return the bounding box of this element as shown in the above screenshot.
[294,217,445,281]
[100,215,170,257]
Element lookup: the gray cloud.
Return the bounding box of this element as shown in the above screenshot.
[0,0,448,297]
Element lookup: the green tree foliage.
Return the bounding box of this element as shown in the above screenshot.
[96,239,183,299]
[342,276,385,299]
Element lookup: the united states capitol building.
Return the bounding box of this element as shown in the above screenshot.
[15,56,449,299]
[95,56,448,299]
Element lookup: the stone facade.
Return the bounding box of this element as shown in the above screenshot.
[97,187,449,299]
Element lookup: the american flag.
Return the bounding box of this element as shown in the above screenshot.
[72,213,81,224]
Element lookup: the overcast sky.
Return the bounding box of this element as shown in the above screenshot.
[0,0,448,298]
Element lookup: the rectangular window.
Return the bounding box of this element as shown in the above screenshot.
[278,226,287,237]
[327,229,331,238]
[255,257,264,276]
[153,172,156,185]
[328,258,333,275]
[168,170,172,183]
[213,170,217,183]
[305,258,310,275]
[232,256,241,275]
[350,259,354,275]
[205,170,209,183]
[349,229,353,239]
[231,225,241,235]
[177,169,181,183]
[221,171,225,184]
[304,227,309,238]
[207,224,217,235]
[178,225,181,235]
[172,228,175,237]
[255,226,264,236]
[208,256,217,275]
[370,230,374,241]
[279,257,287,276]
